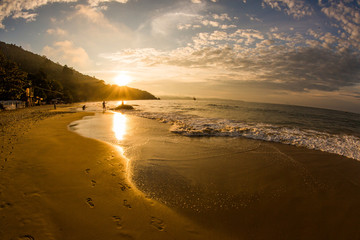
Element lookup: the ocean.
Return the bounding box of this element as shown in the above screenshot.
[69,99,360,223]
[73,99,360,161]
[69,99,360,237]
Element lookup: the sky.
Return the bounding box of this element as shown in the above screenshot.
[0,0,360,113]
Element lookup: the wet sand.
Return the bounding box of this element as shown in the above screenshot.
[2,107,360,239]
[0,107,218,240]
[122,115,360,240]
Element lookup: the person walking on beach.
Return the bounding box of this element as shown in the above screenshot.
[102,101,106,111]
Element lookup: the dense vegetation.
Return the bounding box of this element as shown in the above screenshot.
[0,41,157,102]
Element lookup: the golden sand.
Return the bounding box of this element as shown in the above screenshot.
[2,106,360,240]
[0,107,219,240]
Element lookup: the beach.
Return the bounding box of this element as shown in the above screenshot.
[107,114,360,240]
[0,106,219,240]
[1,105,360,239]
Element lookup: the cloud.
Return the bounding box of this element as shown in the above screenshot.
[65,4,134,49]
[218,47,357,93]
[42,41,92,69]
[106,41,360,94]
[191,0,218,4]
[12,11,38,23]
[320,1,360,50]
[262,0,314,19]
[149,2,207,37]
[46,27,67,35]
[189,28,267,48]
[152,12,200,36]
[149,3,236,37]
[177,23,193,30]
[0,0,131,29]
[246,14,263,22]
[231,29,264,45]
[220,24,237,30]
[99,48,168,68]
[201,19,220,27]
[98,9,360,96]
[231,29,264,40]
[71,4,116,29]
[0,0,77,29]
[208,31,228,41]
[176,12,237,31]
[151,12,198,36]
[88,0,129,7]
[212,13,231,21]
[250,47,360,92]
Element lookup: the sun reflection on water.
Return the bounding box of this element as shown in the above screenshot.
[116,100,128,106]
[113,112,127,141]
[112,112,133,184]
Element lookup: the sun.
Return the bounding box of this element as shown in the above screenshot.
[114,72,132,86]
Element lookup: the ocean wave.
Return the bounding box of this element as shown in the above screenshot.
[131,111,360,161]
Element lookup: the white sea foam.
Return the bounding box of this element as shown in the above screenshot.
[131,111,360,161]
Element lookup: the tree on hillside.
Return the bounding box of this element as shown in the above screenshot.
[28,70,64,102]
[62,65,74,82]
[0,53,29,100]
[0,41,157,101]
[61,65,78,102]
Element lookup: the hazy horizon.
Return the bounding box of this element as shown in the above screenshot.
[1,0,359,113]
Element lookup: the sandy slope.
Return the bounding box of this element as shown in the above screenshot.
[0,107,221,240]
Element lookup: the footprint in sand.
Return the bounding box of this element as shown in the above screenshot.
[18,235,35,240]
[91,180,96,187]
[150,217,165,231]
[0,202,12,210]
[119,183,131,191]
[23,191,42,197]
[112,216,122,229]
[123,200,131,209]
[86,198,95,208]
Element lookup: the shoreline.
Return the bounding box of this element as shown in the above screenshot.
[0,107,221,240]
[100,113,360,240]
[2,107,360,239]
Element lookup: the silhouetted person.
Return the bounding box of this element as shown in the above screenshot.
[102,101,106,110]
[54,102,56,109]
[82,105,86,110]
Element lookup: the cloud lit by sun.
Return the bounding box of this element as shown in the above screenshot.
[2,0,360,112]
[114,71,132,86]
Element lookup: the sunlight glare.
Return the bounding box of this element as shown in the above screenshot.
[114,71,132,86]
[113,112,127,141]
[117,100,127,105]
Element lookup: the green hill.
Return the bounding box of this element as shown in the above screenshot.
[0,41,157,102]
